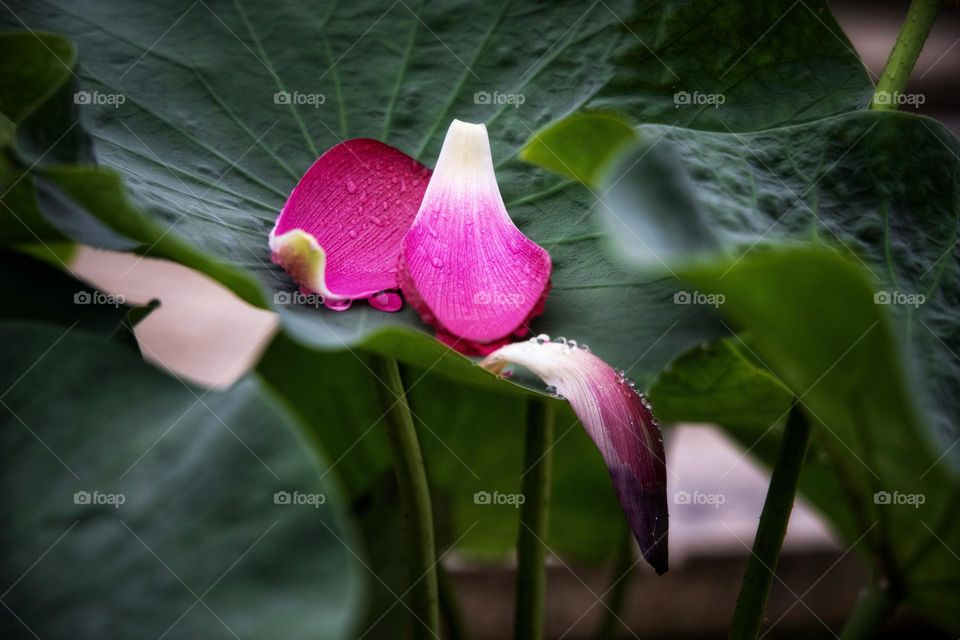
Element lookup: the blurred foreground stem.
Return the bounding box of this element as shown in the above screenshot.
[871,0,940,110]
[729,405,811,640]
[371,356,440,639]
[839,582,901,639]
[515,399,555,640]
[596,525,636,640]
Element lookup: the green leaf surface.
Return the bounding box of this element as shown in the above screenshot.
[0,322,365,640]
[0,0,870,389]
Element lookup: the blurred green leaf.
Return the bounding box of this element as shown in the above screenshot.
[519,112,636,187]
[651,250,960,631]
[0,322,366,639]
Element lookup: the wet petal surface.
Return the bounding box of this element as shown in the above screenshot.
[270,139,430,308]
[401,120,551,349]
[482,337,668,574]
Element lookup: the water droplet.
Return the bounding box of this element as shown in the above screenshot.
[391,175,399,184]
[579,343,591,352]
[399,179,407,193]
[568,339,578,350]
[382,202,389,210]
[371,216,383,226]
[345,179,357,194]
[325,298,352,311]
[535,333,550,344]
[544,385,558,396]
[368,291,403,312]
[348,229,359,239]
[553,336,567,345]
[431,257,444,268]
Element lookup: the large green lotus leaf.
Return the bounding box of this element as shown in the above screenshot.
[0,0,870,389]
[0,323,365,639]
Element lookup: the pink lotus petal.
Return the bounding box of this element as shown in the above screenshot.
[400,120,552,350]
[481,338,668,574]
[270,139,431,308]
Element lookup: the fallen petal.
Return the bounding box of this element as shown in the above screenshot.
[270,139,431,308]
[400,120,551,350]
[481,338,668,574]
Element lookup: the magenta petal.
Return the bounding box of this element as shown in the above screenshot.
[482,339,668,574]
[400,120,552,350]
[270,139,431,305]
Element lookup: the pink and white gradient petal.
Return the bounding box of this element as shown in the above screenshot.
[400,120,551,351]
[482,338,668,574]
[270,139,430,311]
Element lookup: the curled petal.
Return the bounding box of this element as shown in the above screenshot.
[481,338,668,574]
[400,120,552,350]
[270,139,431,310]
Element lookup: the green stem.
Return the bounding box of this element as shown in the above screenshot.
[839,582,901,640]
[729,406,811,640]
[596,525,636,640]
[370,356,440,639]
[514,399,555,640]
[871,0,940,110]
[438,563,468,640]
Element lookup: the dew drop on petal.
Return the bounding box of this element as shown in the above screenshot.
[325,298,353,311]
[368,291,403,312]
[536,333,550,344]
[431,256,444,268]
[345,179,357,194]
[348,229,359,239]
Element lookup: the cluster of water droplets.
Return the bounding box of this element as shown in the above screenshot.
[527,333,591,353]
